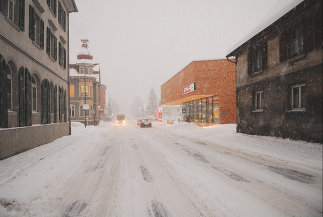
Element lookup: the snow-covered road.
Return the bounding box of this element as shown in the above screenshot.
[0,121,322,217]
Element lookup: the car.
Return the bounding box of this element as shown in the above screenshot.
[140,118,152,128]
[137,119,143,126]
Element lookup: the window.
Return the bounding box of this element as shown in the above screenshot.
[32,76,37,111]
[7,66,12,110]
[288,25,303,59]
[291,84,306,111]
[59,42,66,68]
[0,0,25,30]
[46,27,57,60]
[58,1,66,31]
[248,41,268,74]
[255,91,264,111]
[47,0,56,16]
[70,104,75,117]
[80,85,84,96]
[85,85,89,96]
[41,79,50,124]
[29,5,44,48]
[70,85,74,97]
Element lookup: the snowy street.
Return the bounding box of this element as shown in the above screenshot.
[0,122,322,217]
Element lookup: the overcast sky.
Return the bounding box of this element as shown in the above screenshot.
[69,0,303,113]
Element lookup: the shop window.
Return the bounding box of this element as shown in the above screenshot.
[54,85,57,122]
[254,91,264,111]
[59,87,63,122]
[7,66,12,110]
[70,84,74,97]
[248,41,268,74]
[31,76,37,111]
[85,85,89,96]
[46,27,57,61]
[29,5,44,48]
[70,104,75,117]
[47,0,56,16]
[0,0,25,30]
[291,84,306,111]
[63,89,66,122]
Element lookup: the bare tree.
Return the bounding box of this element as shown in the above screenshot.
[145,87,158,119]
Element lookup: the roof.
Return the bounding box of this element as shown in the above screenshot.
[69,68,100,82]
[62,0,78,13]
[226,0,305,57]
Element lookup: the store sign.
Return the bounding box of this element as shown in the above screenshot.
[182,82,196,95]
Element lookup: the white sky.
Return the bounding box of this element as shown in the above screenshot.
[69,0,303,113]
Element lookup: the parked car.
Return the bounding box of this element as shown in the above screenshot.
[140,118,152,128]
[137,119,143,126]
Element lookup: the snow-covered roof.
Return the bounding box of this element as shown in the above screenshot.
[69,68,100,82]
[93,64,100,71]
[77,46,90,56]
[76,58,93,64]
[226,0,304,57]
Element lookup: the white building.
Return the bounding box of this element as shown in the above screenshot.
[0,0,78,159]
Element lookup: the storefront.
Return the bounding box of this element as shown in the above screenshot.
[161,59,236,125]
[184,95,219,123]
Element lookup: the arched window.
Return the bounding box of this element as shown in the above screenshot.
[0,55,8,128]
[7,65,12,110]
[70,104,75,117]
[41,79,50,124]
[31,76,37,111]
[18,67,32,127]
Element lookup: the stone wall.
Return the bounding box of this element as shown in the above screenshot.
[0,122,69,160]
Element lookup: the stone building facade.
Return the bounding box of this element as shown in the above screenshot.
[69,40,101,126]
[0,0,77,159]
[161,59,236,125]
[226,0,322,143]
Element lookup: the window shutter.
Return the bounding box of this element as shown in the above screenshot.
[29,5,35,41]
[303,17,314,53]
[58,1,61,24]
[18,0,25,31]
[1,0,8,16]
[313,13,322,49]
[64,90,67,122]
[25,68,32,126]
[63,48,66,69]
[247,47,253,74]
[53,0,57,16]
[58,42,62,65]
[279,33,287,62]
[46,28,50,55]
[0,55,8,128]
[54,85,57,122]
[40,19,44,49]
[63,10,66,30]
[46,82,51,124]
[54,37,57,61]
[18,67,25,126]
[47,0,50,7]
[262,41,268,70]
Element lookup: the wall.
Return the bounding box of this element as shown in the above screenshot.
[0,122,69,160]
[161,59,236,124]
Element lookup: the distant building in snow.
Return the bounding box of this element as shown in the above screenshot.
[161,59,236,126]
[226,0,322,143]
[0,0,78,159]
[69,39,102,126]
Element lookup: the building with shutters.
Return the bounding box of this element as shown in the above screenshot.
[0,0,78,159]
[69,39,101,126]
[226,0,322,143]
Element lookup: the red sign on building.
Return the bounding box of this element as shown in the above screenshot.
[182,82,196,95]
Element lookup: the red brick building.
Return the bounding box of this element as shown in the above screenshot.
[161,59,236,124]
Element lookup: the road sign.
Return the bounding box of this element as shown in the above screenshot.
[83,104,89,110]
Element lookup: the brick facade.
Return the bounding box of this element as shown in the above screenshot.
[161,59,236,124]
